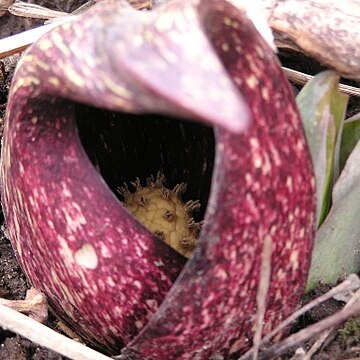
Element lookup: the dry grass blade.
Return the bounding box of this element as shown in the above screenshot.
[7,1,67,19]
[0,0,153,59]
[0,303,113,360]
[0,18,75,59]
[71,0,99,15]
[0,0,14,17]
[4,0,150,20]
[0,26,49,59]
[284,67,360,98]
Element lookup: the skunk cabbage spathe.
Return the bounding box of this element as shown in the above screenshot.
[0,0,315,358]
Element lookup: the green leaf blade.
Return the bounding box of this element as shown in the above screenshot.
[307,138,360,290]
[340,113,360,171]
[296,71,348,226]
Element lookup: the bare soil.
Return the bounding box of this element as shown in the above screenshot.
[0,234,66,359]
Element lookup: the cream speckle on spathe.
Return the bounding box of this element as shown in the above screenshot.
[245,74,259,89]
[74,243,99,269]
[261,87,269,101]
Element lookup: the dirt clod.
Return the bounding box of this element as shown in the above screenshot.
[0,337,65,360]
[0,337,27,360]
[0,235,28,300]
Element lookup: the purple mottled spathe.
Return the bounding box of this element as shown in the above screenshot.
[0,0,315,358]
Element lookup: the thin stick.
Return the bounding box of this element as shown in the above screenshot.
[284,67,360,98]
[0,287,48,323]
[239,274,360,360]
[0,18,74,59]
[302,329,334,360]
[252,235,272,360]
[304,285,360,359]
[256,291,360,359]
[0,0,152,60]
[0,303,112,360]
[264,274,360,343]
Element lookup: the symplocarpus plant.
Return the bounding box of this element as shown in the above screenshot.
[0,0,316,358]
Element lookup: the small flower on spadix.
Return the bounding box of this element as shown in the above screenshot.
[119,172,202,258]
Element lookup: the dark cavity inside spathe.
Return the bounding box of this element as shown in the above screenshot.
[75,104,216,223]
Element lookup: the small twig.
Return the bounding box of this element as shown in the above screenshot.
[257,288,360,359]
[239,274,360,360]
[302,329,334,360]
[252,235,272,360]
[0,303,112,360]
[0,287,48,323]
[0,0,153,60]
[283,67,360,98]
[303,280,360,359]
[0,17,75,59]
[265,274,360,343]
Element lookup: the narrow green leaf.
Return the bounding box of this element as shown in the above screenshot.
[296,71,348,227]
[340,112,360,171]
[307,138,360,291]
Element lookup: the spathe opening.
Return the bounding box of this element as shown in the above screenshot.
[75,103,215,228]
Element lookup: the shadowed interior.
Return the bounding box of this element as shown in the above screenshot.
[75,104,216,222]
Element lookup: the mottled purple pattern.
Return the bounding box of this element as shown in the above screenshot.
[1,0,248,350]
[1,94,187,348]
[121,1,316,359]
[0,0,315,357]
